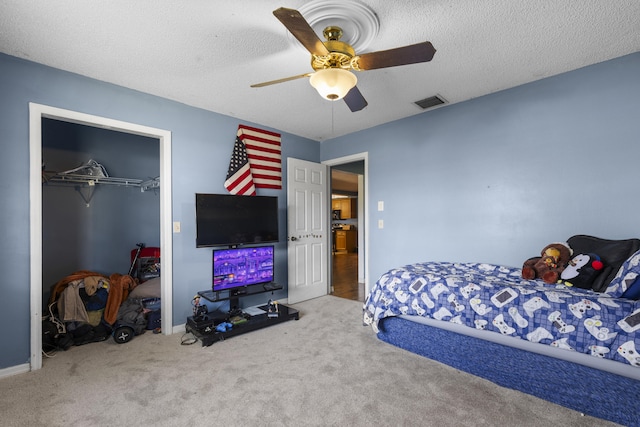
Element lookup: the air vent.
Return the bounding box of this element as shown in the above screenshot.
[414,95,446,110]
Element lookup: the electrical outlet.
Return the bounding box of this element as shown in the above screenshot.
[173,221,181,233]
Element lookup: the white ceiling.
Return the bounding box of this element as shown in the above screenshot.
[1,1,639,141]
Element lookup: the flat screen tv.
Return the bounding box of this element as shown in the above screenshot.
[212,245,274,292]
[195,193,279,247]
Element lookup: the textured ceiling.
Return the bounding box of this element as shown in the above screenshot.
[1,0,639,141]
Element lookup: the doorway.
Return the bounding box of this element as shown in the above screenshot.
[323,153,368,302]
[29,103,173,371]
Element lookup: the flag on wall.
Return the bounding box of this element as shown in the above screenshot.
[224,125,282,195]
[237,124,282,190]
[224,135,256,195]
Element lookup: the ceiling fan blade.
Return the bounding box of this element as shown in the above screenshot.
[273,7,329,57]
[355,41,436,71]
[343,86,368,112]
[250,73,313,88]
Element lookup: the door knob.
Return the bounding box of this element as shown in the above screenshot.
[290,236,297,241]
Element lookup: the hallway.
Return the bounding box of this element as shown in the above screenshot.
[331,253,365,302]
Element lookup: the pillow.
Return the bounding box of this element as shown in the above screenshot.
[560,253,604,290]
[605,249,640,298]
[128,276,161,299]
[566,235,640,292]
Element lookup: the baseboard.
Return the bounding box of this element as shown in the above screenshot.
[172,323,186,334]
[0,362,30,379]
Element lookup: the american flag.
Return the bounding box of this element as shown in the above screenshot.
[236,124,282,190]
[224,125,282,195]
[224,136,256,196]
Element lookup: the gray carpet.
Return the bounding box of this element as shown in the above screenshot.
[0,295,619,426]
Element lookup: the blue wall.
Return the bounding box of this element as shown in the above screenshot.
[0,53,319,369]
[321,53,640,283]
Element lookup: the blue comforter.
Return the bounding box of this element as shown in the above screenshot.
[363,262,640,368]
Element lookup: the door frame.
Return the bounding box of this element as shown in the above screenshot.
[322,152,369,295]
[29,103,173,371]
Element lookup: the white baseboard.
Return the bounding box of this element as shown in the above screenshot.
[172,323,186,334]
[0,363,30,379]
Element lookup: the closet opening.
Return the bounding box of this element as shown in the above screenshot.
[29,103,173,371]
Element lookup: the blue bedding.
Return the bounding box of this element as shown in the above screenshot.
[363,262,640,368]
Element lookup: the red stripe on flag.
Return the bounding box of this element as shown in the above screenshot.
[225,169,250,191]
[249,161,281,170]
[237,124,282,189]
[226,180,249,194]
[250,170,281,177]
[245,145,281,155]
[253,172,281,179]
[224,163,255,196]
[238,124,281,138]
[252,183,281,190]
[237,181,257,196]
[244,140,281,151]
[246,153,281,163]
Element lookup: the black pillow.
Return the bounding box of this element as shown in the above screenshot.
[566,235,640,292]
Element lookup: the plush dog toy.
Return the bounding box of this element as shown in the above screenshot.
[560,253,604,289]
[522,242,573,284]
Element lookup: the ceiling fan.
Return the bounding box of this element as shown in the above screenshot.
[251,7,437,112]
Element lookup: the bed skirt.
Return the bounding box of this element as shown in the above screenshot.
[377,316,640,427]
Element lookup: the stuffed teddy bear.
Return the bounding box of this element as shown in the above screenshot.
[522,242,573,284]
[559,253,604,289]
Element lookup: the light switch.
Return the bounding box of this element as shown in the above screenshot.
[378,219,384,229]
[173,221,181,233]
[377,201,384,211]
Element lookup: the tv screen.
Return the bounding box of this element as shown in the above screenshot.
[213,246,274,291]
[195,194,279,247]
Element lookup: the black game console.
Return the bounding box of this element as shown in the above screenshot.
[187,314,227,333]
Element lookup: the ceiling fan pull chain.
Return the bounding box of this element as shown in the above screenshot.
[331,101,335,135]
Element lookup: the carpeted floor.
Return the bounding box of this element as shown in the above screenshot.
[0,295,620,426]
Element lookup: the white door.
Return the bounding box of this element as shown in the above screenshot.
[287,158,329,304]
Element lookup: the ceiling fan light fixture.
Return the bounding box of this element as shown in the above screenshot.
[309,68,357,101]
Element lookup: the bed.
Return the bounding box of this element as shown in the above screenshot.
[363,235,640,427]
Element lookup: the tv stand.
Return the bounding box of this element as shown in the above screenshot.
[187,283,299,346]
[228,288,247,314]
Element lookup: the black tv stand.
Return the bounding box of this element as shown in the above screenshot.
[187,283,299,346]
[228,288,247,313]
[198,282,284,304]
